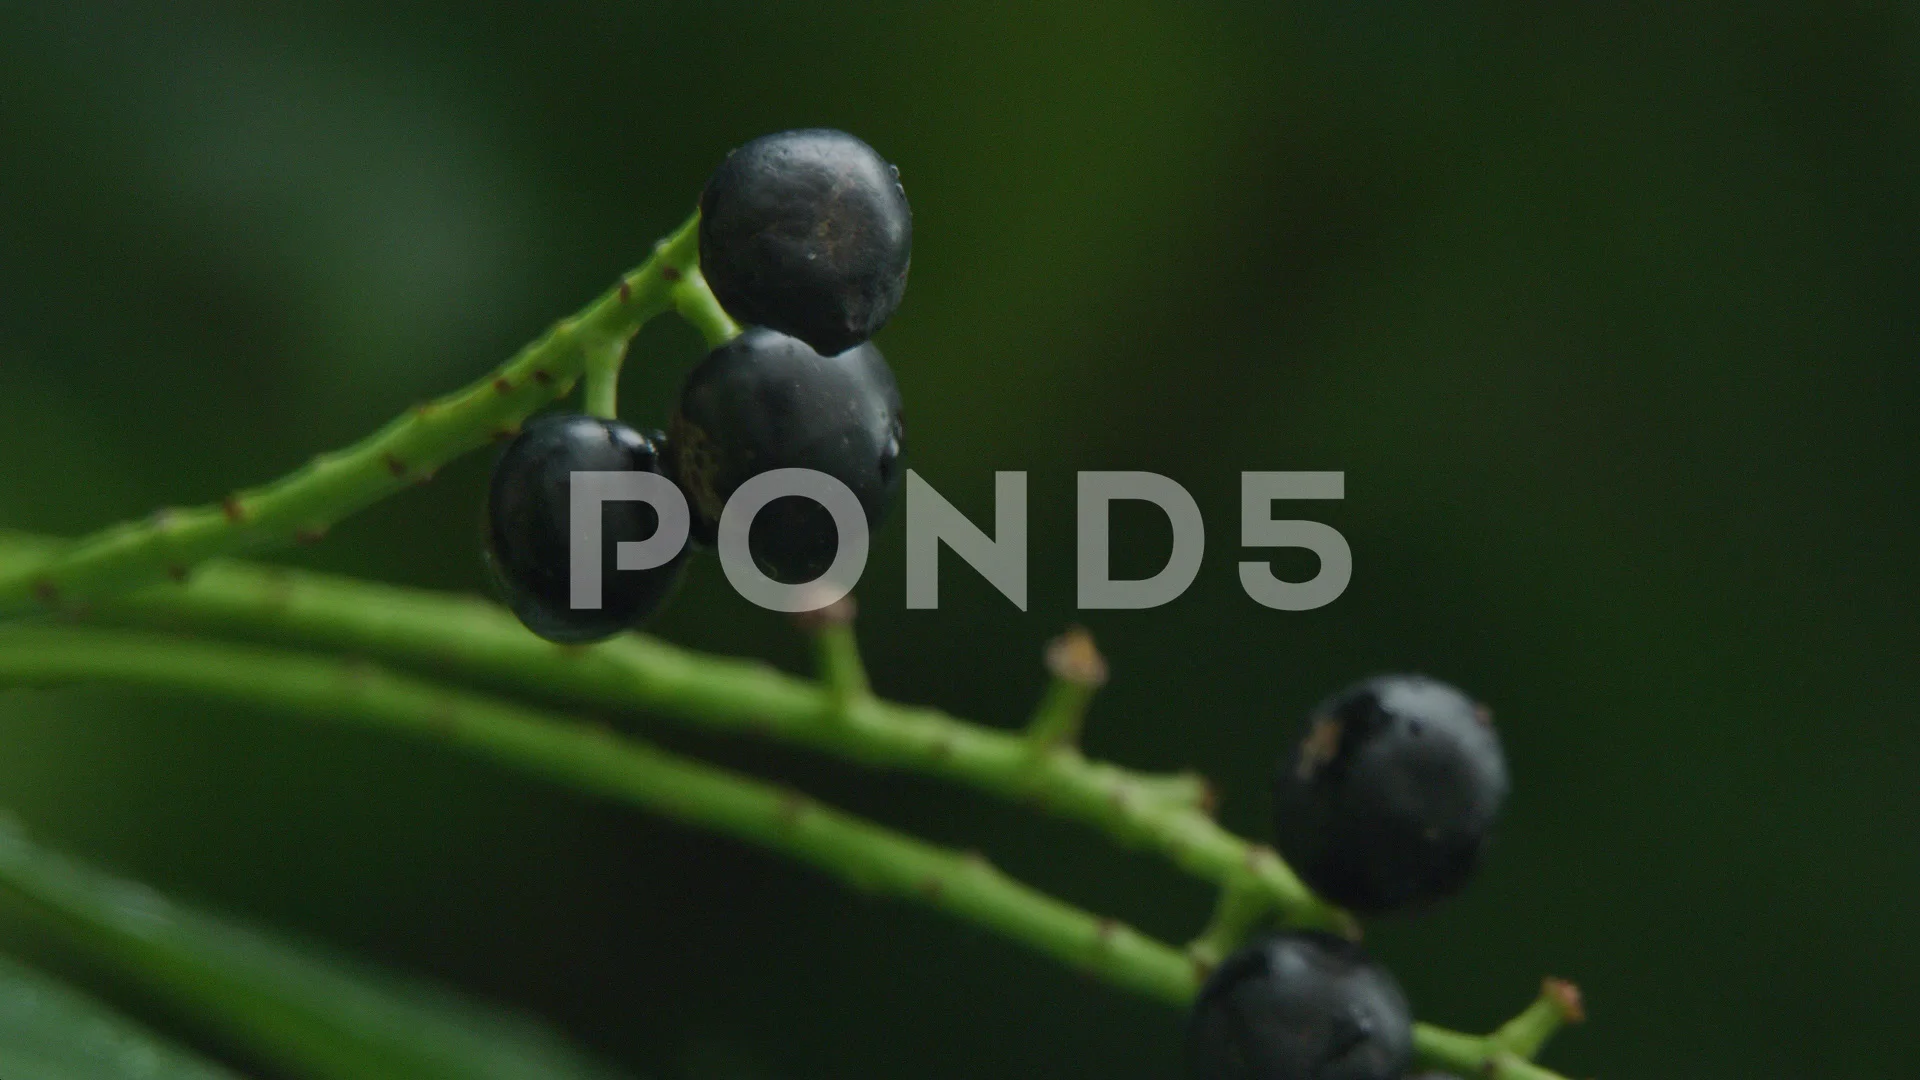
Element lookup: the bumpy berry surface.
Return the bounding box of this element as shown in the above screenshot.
[1188,931,1413,1080]
[699,128,912,356]
[486,414,688,643]
[1271,674,1509,914]
[667,327,903,583]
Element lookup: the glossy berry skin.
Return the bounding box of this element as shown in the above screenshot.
[699,128,912,356]
[1188,931,1413,1080]
[668,327,903,583]
[1272,674,1509,915]
[486,414,688,644]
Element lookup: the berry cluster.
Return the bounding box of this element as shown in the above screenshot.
[479,129,1532,1076]
[487,129,911,642]
[1189,674,1510,1080]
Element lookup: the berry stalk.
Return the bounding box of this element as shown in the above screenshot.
[0,213,710,617]
[1183,880,1272,971]
[670,268,742,348]
[1414,1012,1582,1080]
[0,532,1344,934]
[1024,627,1108,749]
[798,597,872,714]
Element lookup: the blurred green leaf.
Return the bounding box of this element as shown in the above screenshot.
[0,819,630,1080]
[0,951,242,1080]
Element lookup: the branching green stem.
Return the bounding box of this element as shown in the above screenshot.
[1414,976,1585,1079]
[0,201,1583,1077]
[0,534,1346,936]
[0,213,711,615]
[0,624,1577,1075]
[1406,978,1584,1077]
[0,626,1197,1005]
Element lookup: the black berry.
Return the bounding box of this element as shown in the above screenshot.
[1188,931,1413,1080]
[667,327,903,584]
[699,129,912,356]
[1272,674,1509,915]
[486,414,689,643]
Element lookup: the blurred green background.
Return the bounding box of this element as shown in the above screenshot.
[2,2,1916,1076]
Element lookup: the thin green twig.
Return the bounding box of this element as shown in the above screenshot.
[0,623,1578,1076]
[670,268,742,349]
[800,599,871,715]
[0,533,1344,935]
[1416,985,1584,1080]
[1024,626,1107,749]
[581,338,625,421]
[1183,879,1271,972]
[0,213,710,616]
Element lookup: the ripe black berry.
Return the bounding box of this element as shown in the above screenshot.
[486,414,689,643]
[1188,931,1412,1080]
[699,129,912,356]
[1271,674,1509,915]
[667,327,903,584]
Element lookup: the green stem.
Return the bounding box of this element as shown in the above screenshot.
[1184,879,1272,972]
[1025,627,1107,749]
[0,626,1196,1005]
[811,620,870,715]
[1414,1026,1567,1080]
[581,339,625,421]
[1025,679,1094,747]
[1492,978,1585,1059]
[671,268,741,349]
[0,539,1344,934]
[0,214,709,616]
[1413,977,1583,1078]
